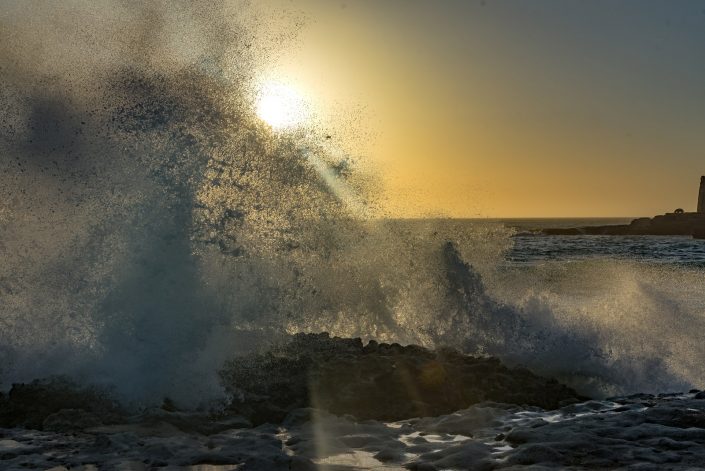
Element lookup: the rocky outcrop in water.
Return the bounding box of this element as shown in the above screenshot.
[541,212,705,238]
[542,178,705,238]
[219,333,586,424]
[0,334,584,431]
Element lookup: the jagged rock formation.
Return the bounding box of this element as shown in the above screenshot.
[219,333,585,423]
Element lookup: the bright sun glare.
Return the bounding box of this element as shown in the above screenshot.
[255,80,309,130]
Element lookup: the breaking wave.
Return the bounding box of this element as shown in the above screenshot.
[1,2,704,407]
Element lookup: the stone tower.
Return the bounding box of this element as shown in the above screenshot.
[699,176,705,213]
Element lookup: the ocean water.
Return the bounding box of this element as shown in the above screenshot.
[400,218,705,267]
[5,215,705,468]
[355,219,705,397]
[506,218,705,266]
[4,4,705,468]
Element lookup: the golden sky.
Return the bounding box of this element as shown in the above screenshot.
[254,0,705,218]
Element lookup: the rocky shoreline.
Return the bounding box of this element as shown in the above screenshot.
[3,389,705,469]
[541,212,705,238]
[220,333,585,424]
[0,333,584,431]
[5,336,705,469]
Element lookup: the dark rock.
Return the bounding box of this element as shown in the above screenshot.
[219,333,585,424]
[132,409,251,435]
[507,444,564,465]
[42,408,103,432]
[506,429,532,445]
[694,391,705,399]
[374,448,407,462]
[405,463,438,471]
[646,408,705,429]
[541,176,705,237]
[289,456,317,471]
[0,377,125,430]
[282,408,329,427]
[541,211,705,237]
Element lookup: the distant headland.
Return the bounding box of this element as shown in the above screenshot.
[542,176,705,239]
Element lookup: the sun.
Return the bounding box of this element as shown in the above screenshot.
[255,80,310,130]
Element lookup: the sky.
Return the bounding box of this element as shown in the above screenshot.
[256,0,705,218]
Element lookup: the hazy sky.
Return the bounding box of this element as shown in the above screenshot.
[259,0,705,217]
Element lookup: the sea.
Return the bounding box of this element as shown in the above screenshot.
[4,217,705,470]
[505,218,705,266]
[4,5,705,463]
[367,218,705,398]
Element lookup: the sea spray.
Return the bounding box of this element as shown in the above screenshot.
[2,2,705,408]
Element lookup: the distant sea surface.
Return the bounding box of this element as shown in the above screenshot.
[493,217,705,267]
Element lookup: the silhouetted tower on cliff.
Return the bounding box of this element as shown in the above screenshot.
[699,176,705,213]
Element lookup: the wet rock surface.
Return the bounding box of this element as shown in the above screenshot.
[220,333,586,424]
[0,378,124,430]
[6,339,705,469]
[1,335,583,432]
[3,393,705,469]
[0,333,583,438]
[495,393,705,469]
